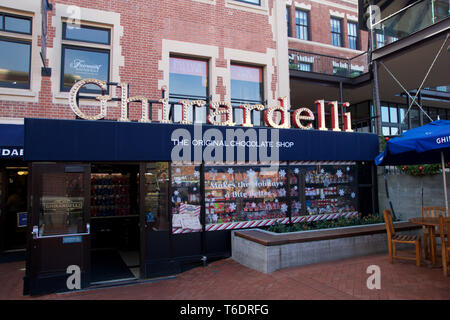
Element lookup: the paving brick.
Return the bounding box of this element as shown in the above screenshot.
[1,249,449,300]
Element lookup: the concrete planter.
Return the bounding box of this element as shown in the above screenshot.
[232,222,421,273]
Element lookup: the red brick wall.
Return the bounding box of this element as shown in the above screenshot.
[287,0,368,59]
[0,0,277,121]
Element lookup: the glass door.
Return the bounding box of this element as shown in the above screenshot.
[26,163,91,295]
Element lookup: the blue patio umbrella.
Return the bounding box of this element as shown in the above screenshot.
[375,120,450,215]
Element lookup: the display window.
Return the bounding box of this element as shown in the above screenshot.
[143,162,170,231]
[289,163,358,223]
[171,164,202,233]
[204,164,288,231]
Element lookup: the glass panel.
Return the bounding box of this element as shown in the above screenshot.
[64,23,110,44]
[381,106,389,122]
[391,127,398,135]
[296,10,309,40]
[382,126,390,136]
[231,64,263,103]
[90,173,131,217]
[143,163,169,231]
[39,172,85,236]
[331,18,342,47]
[62,47,110,91]
[171,164,201,234]
[4,15,31,34]
[235,0,260,5]
[296,164,358,216]
[169,57,208,98]
[0,15,3,30]
[0,40,30,88]
[389,106,398,123]
[286,6,291,37]
[347,22,358,50]
[204,164,288,228]
[410,107,420,128]
[428,107,438,121]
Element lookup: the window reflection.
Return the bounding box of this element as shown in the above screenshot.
[0,39,30,88]
[62,46,110,92]
[39,172,85,236]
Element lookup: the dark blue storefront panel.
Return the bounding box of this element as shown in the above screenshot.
[0,123,24,159]
[24,118,379,162]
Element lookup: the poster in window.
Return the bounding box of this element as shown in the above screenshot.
[63,47,109,91]
[204,164,289,231]
[171,164,201,234]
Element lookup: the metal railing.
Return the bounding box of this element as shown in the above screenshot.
[369,0,450,51]
[288,49,369,78]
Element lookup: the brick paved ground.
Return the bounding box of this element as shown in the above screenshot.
[1,251,449,300]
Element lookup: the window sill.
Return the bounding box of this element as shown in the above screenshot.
[0,87,36,97]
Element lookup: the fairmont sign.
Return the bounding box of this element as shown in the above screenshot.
[69,78,353,132]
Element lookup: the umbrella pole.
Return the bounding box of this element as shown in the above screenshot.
[441,152,449,216]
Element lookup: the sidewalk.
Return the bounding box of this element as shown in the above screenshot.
[1,252,449,300]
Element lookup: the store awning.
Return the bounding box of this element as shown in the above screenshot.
[23,118,379,162]
[0,123,24,159]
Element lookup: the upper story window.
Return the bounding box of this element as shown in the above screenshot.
[286,6,292,37]
[330,18,343,47]
[61,22,111,93]
[347,22,360,50]
[0,12,32,89]
[169,56,208,123]
[295,9,310,41]
[234,0,261,5]
[230,64,264,126]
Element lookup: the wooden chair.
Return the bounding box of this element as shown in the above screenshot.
[438,215,450,276]
[421,206,446,259]
[383,209,421,267]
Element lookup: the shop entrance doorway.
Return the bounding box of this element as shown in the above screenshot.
[89,163,141,284]
[0,166,28,255]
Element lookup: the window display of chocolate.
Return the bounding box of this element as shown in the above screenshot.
[204,165,289,225]
[290,165,357,216]
[90,173,130,217]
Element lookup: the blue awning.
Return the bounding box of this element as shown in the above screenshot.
[0,123,24,146]
[0,123,24,159]
[24,118,379,162]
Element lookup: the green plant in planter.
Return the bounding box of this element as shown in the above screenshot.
[266,214,385,233]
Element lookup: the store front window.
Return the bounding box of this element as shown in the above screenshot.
[143,162,170,231]
[204,164,288,227]
[289,163,358,218]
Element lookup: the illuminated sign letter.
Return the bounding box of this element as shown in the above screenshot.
[118,83,150,123]
[315,99,327,131]
[68,79,111,120]
[178,100,206,125]
[160,97,172,124]
[207,101,235,126]
[240,104,265,127]
[264,97,290,129]
[328,101,341,132]
[292,108,314,129]
[343,102,353,132]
